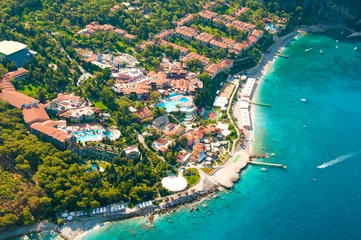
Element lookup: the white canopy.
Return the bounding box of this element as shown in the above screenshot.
[162,175,187,192]
[66,216,73,221]
[61,213,69,218]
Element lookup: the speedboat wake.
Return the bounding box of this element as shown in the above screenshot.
[317,151,361,169]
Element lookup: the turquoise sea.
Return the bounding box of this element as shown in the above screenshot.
[20,30,361,240]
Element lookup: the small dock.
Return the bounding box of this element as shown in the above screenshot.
[250,101,271,107]
[248,161,287,169]
[276,53,288,58]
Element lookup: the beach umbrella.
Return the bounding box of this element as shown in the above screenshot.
[67,216,73,221]
[69,212,76,216]
[61,213,69,218]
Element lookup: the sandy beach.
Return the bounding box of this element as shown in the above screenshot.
[247,30,302,153]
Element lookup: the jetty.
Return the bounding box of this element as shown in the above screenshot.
[250,101,271,107]
[276,53,288,58]
[248,160,287,169]
[249,153,268,159]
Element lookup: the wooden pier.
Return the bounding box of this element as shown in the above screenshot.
[248,160,287,169]
[276,53,288,58]
[250,101,271,107]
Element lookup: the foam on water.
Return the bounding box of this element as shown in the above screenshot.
[317,151,361,169]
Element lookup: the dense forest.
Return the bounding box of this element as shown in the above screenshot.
[0,100,171,230]
[265,0,361,30]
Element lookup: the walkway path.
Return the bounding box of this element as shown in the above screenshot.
[0,221,56,240]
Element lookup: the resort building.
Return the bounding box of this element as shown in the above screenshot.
[31,120,77,150]
[209,37,236,50]
[134,107,154,123]
[78,144,121,160]
[213,17,227,28]
[111,68,146,82]
[240,108,251,129]
[163,123,185,137]
[166,62,188,79]
[114,28,126,37]
[2,68,29,82]
[241,78,256,97]
[153,116,170,130]
[123,145,140,160]
[0,74,77,151]
[147,71,169,89]
[22,103,50,127]
[230,20,256,32]
[198,10,217,23]
[206,59,234,78]
[110,4,121,12]
[59,107,99,122]
[230,41,251,55]
[235,7,250,17]
[78,21,137,43]
[46,93,97,122]
[195,32,215,46]
[113,81,152,100]
[181,52,210,66]
[0,41,35,67]
[176,150,192,165]
[157,29,175,40]
[248,30,264,46]
[175,26,199,41]
[152,138,174,153]
[122,33,137,43]
[159,40,190,56]
[176,14,194,26]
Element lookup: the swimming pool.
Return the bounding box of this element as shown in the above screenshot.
[72,130,114,143]
[158,96,189,112]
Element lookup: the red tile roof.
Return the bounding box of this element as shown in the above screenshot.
[31,120,70,142]
[22,104,50,125]
[0,91,37,109]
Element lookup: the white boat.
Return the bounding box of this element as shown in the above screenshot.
[336,40,339,42]
[301,98,307,102]
[320,50,323,54]
[271,153,276,157]
[335,46,338,49]
[341,31,344,34]
[261,168,267,172]
[305,48,313,52]
[355,47,358,50]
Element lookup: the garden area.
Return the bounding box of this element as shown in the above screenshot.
[183,168,200,187]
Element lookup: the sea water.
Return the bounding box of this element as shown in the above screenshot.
[22,30,361,240]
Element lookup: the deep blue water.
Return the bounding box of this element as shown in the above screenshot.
[22,30,361,240]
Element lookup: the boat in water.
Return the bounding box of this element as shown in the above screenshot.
[305,48,314,52]
[355,47,358,50]
[301,98,307,102]
[271,153,276,157]
[320,50,323,54]
[261,168,267,172]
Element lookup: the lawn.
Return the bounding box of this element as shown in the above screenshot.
[91,99,109,110]
[17,83,39,98]
[183,168,200,187]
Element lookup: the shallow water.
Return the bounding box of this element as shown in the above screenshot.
[23,30,361,240]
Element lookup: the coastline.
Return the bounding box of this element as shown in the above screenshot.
[246,30,302,154]
[1,30,303,240]
[69,30,303,240]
